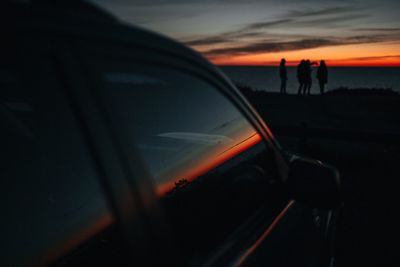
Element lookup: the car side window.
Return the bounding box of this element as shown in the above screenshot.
[91,59,283,263]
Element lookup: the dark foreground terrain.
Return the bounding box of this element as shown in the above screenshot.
[240,88,400,267]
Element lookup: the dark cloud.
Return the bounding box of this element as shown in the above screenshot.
[203,35,399,57]
[252,5,368,28]
[96,0,283,6]
[183,19,291,46]
[291,13,369,27]
[356,27,400,32]
[95,0,360,6]
[183,5,369,48]
[204,38,339,57]
[287,6,352,18]
[346,55,400,61]
[345,34,400,43]
[185,36,233,46]
[239,19,293,32]
[184,31,289,47]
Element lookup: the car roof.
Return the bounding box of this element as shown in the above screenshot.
[2,1,218,74]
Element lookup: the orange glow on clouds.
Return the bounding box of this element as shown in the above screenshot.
[208,43,400,67]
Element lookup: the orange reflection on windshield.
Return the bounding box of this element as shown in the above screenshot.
[156,132,262,196]
[40,213,113,266]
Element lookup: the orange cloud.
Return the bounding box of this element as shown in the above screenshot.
[209,43,400,66]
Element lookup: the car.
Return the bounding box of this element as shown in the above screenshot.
[0,1,341,267]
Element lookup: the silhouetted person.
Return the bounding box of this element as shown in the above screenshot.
[297,60,306,95]
[279,58,287,94]
[316,60,328,94]
[304,59,312,95]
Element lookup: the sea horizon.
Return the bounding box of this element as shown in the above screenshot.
[218,65,400,68]
[220,66,400,94]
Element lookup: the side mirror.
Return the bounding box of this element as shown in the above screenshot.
[286,157,341,209]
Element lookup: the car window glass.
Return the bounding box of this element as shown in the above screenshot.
[102,70,263,193]
[93,59,283,263]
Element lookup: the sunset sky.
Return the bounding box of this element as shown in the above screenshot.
[93,0,400,66]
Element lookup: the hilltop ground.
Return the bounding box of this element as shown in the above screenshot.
[240,88,400,267]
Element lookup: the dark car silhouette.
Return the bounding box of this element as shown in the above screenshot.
[1,1,341,267]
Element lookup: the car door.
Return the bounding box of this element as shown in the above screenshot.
[64,34,334,267]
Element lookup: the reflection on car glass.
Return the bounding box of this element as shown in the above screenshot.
[138,144,180,151]
[157,132,234,145]
[217,132,259,156]
[98,66,268,195]
[104,73,165,85]
[154,132,262,196]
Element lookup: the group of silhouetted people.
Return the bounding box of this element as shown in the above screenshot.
[279,58,328,95]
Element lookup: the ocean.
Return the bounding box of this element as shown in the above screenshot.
[220,66,400,94]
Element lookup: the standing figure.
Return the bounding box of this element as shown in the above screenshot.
[279,58,287,94]
[316,60,328,94]
[304,60,312,95]
[297,60,306,95]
